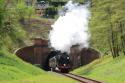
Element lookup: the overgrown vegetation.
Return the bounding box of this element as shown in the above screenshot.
[38,0,84,3]
[0,0,51,51]
[0,0,27,52]
[89,0,125,57]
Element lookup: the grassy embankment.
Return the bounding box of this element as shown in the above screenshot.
[0,50,76,83]
[72,1,125,82]
[72,55,125,83]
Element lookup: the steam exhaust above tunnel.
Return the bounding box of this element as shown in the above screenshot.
[49,1,91,53]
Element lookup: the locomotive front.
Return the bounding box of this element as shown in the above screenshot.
[58,52,71,73]
[49,51,71,73]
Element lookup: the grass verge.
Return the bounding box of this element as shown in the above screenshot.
[72,55,125,83]
[0,50,76,83]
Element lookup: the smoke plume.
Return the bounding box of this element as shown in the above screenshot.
[49,1,91,53]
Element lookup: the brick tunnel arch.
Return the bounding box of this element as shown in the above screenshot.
[80,48,100,65]
[15,38,52,69]
[15,46,34,64]
[15,38,100,70]
[15,47,100,70]
[15,45,51,69]
[69,46,100,69]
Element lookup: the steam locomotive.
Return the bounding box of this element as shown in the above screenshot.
[49,51,71,73]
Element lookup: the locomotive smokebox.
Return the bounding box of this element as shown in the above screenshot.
[48,50,71,73]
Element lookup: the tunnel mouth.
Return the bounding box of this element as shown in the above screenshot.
[43,50,60,71]
[43,50,71,73]
[15,44,100,72]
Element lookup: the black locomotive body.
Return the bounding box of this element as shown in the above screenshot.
[49,51,71,73]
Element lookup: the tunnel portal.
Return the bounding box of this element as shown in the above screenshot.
[15,38,100,70]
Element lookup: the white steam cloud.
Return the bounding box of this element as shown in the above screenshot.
[49,1,91,53]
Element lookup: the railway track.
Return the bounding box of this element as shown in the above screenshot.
[57,72,103,83]
[65,73,102,83]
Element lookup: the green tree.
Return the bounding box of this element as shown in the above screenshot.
[0,0,27,51]
[89,0,125,57]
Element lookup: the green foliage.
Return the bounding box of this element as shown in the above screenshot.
[0,0,5,36]
[16,2,34,19]
[89,0,125,54]
[45,0,84,3]
[72,55,125,83]
[16,2,27,18]
[0,0,36,51]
